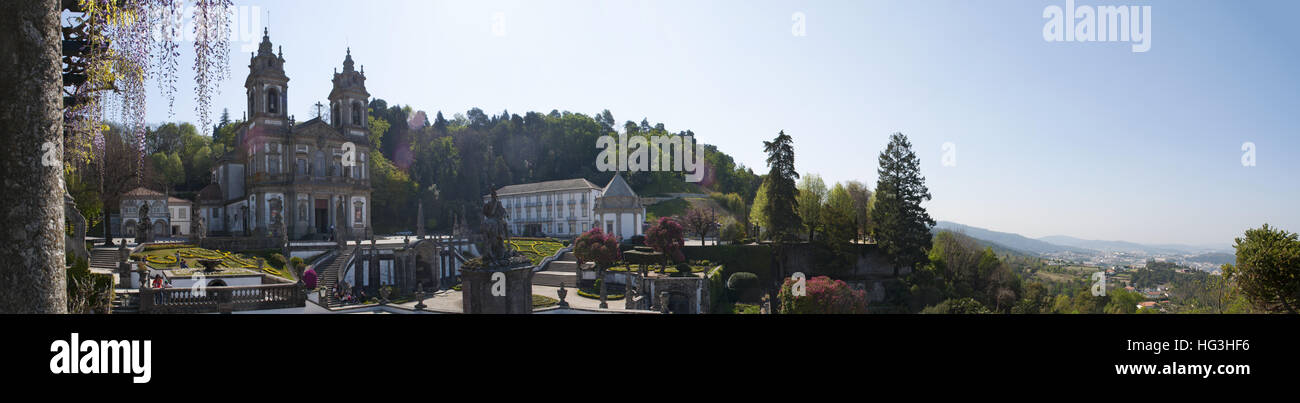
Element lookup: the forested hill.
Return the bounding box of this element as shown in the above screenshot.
[364,100,764,233]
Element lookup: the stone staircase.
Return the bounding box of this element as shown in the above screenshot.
[89,248,121,271]
[533,251,587,288]
[318,249,354,308]
[111,291,140,314]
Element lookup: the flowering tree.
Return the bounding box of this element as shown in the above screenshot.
[302,267,318,290]
[777,275,868,314]
[573,227,621,308]
[644,217,685,268]
[684,207,718,246]
[1,0,233,313]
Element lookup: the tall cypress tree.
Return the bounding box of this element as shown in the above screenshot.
[871,132,935,277]
[762,131,802,310]
[762,131,802,242]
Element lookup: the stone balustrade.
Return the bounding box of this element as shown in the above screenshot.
[138,277,304,314]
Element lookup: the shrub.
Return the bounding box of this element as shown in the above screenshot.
[290,256,305,267]
[720,219,746,244]
[920,298,992,314]
[708,266,728,313]
[269,253,287,268]
[727,272,761,302]
[777,275,868,314]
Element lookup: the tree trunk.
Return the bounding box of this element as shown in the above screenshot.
[0,0,68,313]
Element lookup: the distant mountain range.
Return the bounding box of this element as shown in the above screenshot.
[1035,235,1228,255]
[933,221,1232,257]
[932,221,1093,255]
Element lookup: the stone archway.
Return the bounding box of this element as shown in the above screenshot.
[666,292,691,314]
[123,219,137,237]
[409,239,439,291]
[152,220,168,238]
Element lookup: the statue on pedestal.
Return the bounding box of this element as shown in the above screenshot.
[136,201,153,243]
[64,193,89,262]
[479,189,513,264]
[191,207,206,246]
[335,197,347,249]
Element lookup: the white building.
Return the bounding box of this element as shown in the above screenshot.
[119,187,171,238]
[487,178,603,238]
[592,174,645,240]
[484,174,645,240]
[166,197,192,236]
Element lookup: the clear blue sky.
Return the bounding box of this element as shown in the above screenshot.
[141,0,1300,247]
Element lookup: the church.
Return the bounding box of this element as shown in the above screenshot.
[195,29,374,240]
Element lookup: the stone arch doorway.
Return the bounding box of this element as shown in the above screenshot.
[152,220,168,238]
[207,279,231,304]
[667,292,691,314]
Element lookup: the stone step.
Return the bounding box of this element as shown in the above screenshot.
[532,271,578,288]
[560,251,577,261]
[544,261,579,273]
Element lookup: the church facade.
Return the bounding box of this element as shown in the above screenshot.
[196,29,373,240]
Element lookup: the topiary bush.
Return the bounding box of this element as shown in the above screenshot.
[727,272,761,302]
[269,253,286,268]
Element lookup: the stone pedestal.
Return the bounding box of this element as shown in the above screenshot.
[460,263,534,314]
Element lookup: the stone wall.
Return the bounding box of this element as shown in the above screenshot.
[641,276,709,314]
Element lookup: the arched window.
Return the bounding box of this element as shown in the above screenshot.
[332,103,340,127]
[248,92,254,115]
[267,88,280,114]
[351,101,363,126]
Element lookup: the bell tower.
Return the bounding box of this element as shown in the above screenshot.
[328,48,370,138]
[245,28,290,127]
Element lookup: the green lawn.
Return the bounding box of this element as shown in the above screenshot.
[645,198,691,221]
[532,294,559,308]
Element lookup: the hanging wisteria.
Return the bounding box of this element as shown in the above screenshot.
[61,0,233,182]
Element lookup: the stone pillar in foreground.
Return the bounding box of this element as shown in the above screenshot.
[460,263,533,314]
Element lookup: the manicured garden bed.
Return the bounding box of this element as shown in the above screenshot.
[131,245,294,280]
[505,237,565,265]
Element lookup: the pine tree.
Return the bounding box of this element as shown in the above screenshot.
[871,132,935,277]
[762,131,801,242]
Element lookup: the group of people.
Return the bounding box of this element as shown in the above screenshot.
[333,282,367,305]
[149,273,173,304]
[149,273,172,289]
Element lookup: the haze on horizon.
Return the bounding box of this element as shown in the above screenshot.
[133,0,1300,247]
